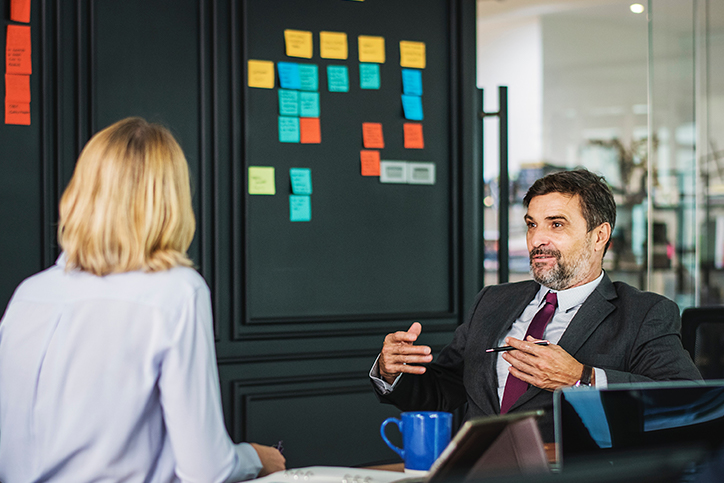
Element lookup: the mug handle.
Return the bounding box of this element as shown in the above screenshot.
[380,417,405,459]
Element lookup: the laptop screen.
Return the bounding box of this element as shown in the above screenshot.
[554,381,724,466]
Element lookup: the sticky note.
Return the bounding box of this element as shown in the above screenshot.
[298,64,319,91]
[278,116,300,143]
[5,74,30,102]
[362,122,384,149]
[320,31,348,60]
[300,117,321,144]
[277,62,301,90]
[401,94,423,121]
[289,195,312,222]
[248,166,275,195]
[400,40,426,69]
[6,25,32,75]
[358,35,385,63]
[11,0,31,23]
[359,63,380,90]
[379,161,408,184]
[247,60,274,89]
[327,65,349,92]
[278,89,299,116]
[285,29,313,59]
[360,150,381,176]
[290,168,312,195]
[5,101,30,125]
[402,69,422,96]
[403,123,424,149]
[300,92,320,117]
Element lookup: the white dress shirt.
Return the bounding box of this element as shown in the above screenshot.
[370,272,608,402]
[0,254,262,483]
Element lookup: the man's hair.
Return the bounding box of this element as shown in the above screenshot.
[523,168,616,248]
[58,117,196,276]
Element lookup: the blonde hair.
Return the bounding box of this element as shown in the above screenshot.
[58,117,196,275]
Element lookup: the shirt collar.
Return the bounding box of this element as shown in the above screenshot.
[535,270,605,313]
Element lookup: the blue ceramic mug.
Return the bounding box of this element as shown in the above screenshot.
[380,411,453,472]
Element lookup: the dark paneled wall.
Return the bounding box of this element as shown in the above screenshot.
[0,0,479,468]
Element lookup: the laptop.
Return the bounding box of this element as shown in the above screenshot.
[554,380,724,468]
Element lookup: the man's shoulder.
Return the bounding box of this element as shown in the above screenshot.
[605,278,677,309]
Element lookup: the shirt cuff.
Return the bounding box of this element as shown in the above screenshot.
[223,443,263,482]
[593,367,608,389]
[369,354,402,394]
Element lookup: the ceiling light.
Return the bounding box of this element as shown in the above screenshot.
[630,3,645,14]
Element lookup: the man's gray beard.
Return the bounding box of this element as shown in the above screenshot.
[529,239,591,291]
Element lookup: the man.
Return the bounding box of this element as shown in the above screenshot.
[370,169,701,442]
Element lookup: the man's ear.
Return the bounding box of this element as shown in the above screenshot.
[594,223,612,252]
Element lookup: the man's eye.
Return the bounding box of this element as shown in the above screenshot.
[553,222,562,228]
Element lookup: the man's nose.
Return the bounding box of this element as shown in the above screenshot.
[529,229,549,248]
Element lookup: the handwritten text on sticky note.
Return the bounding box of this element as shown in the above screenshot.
[248,166,276,195]
[285,29,313,59]
[6,25,32,75]
[290,167,313,195]
[358,35,385,63]
[320,31,348,60]
[362,122,384,149]
[400,40,426,69]
[247,60,274,89]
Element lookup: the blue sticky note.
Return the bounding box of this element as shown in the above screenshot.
[327,65,349,92]
[359,63,380,90]
[289,168,312,195]
[401,94,423,121]
[299,64,319,91]
[289,195,312,222]
[300,92,320,117]
[277,62,301,90]
[278,117,300,143]
[278,89,300,116]
[402,68,423,96]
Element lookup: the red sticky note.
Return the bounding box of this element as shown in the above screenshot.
[300,117,321,144]
[5,100,30,125]
[362,122,384,148]
[5,74,30,102]
[6,25,32,75]
[360,150,381,176]
[404,123,424,149]
[11,0,31,23]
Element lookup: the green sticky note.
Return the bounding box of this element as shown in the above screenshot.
[299,64,319,91]
[290,168,312,195]
[278,117,300,143]
[327,65,349,92]
[248,166,275,195]
[300,92,320,117]
[359,63,380,90]
[278,89,300,116]
[290,195,312,222]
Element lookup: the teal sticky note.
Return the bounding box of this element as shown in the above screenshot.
[278,62,301,89]
[279,117,300,143]
[278,89,300,116]
[289,167,312,195]
[327,65,349,92]
[402,68,423,96]
[359,63,380,90]
[289,195,312,222]
[299,64,319,91]
[401,94,423,121]
[300,92,320,117]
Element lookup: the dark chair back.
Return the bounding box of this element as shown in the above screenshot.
[681,307,724,379]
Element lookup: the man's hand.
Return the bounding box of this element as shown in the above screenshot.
[502,336,591,391]
[250,443,286,477]
[379,322,433,385]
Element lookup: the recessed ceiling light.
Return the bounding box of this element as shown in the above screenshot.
[630,3,645,14]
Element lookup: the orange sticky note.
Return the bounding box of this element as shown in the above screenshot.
[11,0,31,23]
[360,150,381,176]
[300,117,321,144]
[404,123,424,149]
[6,25,32,75]
[362,122,384,149]
[5,74,30,102]
[5,100,30,125]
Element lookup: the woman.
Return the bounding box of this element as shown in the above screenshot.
[0,118,285,482]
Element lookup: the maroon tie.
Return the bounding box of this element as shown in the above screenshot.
[499,291,558,414]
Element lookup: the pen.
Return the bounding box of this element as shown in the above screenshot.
[485,341,550,353]
[273,440,284,454]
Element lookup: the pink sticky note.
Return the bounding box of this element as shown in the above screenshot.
[6,25,32,75]
[5,100,30,125]
[403,123,424,149]
[362,122,384,149]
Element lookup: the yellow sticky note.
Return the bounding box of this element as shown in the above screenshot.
[247,60,275,89]
[400,41,426,69]
[358,35,385,63]
[320,31,348,60]
[248,166,276,195]
[285,29,313,59]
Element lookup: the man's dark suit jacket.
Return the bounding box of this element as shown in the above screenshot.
[375,273,702,442]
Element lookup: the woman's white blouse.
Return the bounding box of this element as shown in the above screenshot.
[0,256,262,482]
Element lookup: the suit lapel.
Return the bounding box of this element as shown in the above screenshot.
[507,274,617,413]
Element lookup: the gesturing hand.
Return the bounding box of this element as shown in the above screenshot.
[379,322,433,385]
[250,443,286,477]
[502,336,588,391]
